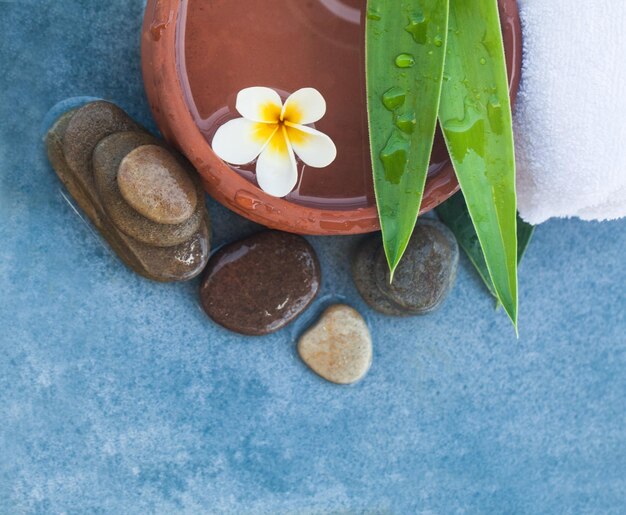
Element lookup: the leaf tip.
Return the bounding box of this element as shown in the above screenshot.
[382,228,412,283]
[501,299,519,336]
[386,254,400,284]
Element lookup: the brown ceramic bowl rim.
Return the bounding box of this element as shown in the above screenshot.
[141,0,522,235]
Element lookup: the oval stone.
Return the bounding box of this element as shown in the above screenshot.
[62,101,141,178]
[298,305,372,385]
[352,219,459,315]
[118,145,197,225]
[350,234,408,316]
[200,231,321,335]
[93,132,204,248]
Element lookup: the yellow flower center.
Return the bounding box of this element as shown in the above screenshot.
[281,103,302,124]
[252,101,308,153]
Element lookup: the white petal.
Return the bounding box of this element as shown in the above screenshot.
[281,88,327,125]
[212,118,278,165]
[256,127,298,197]
[286,123,337,168]
[236,87,283,123]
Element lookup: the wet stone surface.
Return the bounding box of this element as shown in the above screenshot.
[298,304,372,385]
[352,219,459,315]
[62,100,141,177]
[200,231,321,335]
[92,132,203,248]
[117,144,197,225]
[46,101,210,282]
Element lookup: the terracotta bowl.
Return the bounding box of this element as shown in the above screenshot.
[141,0,522,235]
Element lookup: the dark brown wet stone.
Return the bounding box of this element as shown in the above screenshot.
[63,101,141,179]
[93,132,204,247]
[118,145,198,225]
[352,219,459,316]
[46,103,210,282]
[200,231,321,335]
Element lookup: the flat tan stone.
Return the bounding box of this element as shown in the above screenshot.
[298,305,372,385]
[118,145,197,225]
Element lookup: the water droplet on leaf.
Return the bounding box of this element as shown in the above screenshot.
[395,111,417,134]
[405,14,428,44]
[395,53,415,68]
[380,130,410,185]
[367,7,381,21]
[382,87,406,111]
[487,96,504,134]
[442,105,486,161]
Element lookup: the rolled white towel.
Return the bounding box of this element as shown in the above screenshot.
[514,1,626,224]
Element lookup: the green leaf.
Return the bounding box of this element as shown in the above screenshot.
[366,0,449,277]
[438,0,518,328]
[436,192,534,302]
[516,216,534,262]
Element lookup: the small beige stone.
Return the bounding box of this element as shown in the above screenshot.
[298,305,372,385]
[118,145,197,225]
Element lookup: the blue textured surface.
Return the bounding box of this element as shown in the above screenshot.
[1,1,625,513]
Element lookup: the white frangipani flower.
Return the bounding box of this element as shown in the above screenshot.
[211,87,337,197]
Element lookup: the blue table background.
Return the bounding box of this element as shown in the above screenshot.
[1,1,625,513]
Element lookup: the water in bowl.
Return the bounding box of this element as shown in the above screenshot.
[176,0,449,210]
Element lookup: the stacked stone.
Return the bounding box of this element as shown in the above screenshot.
[46,101,210,281]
